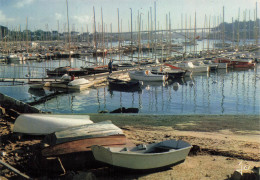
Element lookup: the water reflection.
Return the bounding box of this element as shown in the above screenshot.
[1,65,258,115]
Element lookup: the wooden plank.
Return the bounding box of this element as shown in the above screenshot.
[0,160,31,179]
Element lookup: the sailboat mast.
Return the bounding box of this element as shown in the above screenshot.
[194,11,196,57]
[237,8,240,48]
[117,8,120,63]
[130,8,133,61]
[26,17,28,53]
[222,6,225,50]
[66,0,71,64]
[101,7,104,59]
[154,1,157,62]
[93,6,97,63]
[255,2,258,46]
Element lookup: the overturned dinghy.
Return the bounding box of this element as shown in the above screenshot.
[91,139,192,170]
[13,114,93,135]
[44,121,124,145]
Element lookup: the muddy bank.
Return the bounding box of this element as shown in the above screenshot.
[0,114,259,179]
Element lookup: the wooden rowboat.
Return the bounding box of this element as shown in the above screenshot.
[42,134,132,157]
[91,139,192,170]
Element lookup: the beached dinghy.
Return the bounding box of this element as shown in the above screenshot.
[13,114,93,135]
[91,139,192,170]
[44,121,124,145]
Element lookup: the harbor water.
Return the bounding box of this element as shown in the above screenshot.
[0,63,259,115]
[0,39,259,115]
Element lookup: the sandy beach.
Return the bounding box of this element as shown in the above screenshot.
[0,114,259,179]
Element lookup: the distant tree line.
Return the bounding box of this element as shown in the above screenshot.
[210,19,259,40]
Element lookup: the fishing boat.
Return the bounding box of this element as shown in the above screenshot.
[129,70,167,82]
[0,54,7,62]
[83,65,110,74]
[44,121,124,145]
[151,64,187,79]
[113,62,135,70]
[107,76,141,90]
[67,78,92,89]
[46,76,93,91]
[13,114,93,135]
[176,61,210,73]
[7,54,21,62]
[91,139,192,170]
[213,57,255,68]
[213,57,230,69]
[229,58,256,68]
[193,61,218,71]
[28,82,45,89]
[46,66,87,77]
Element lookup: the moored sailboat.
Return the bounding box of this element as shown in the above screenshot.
[129,70,167,82]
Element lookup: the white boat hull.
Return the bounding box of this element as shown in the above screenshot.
[29,83,45,89]
[13,114,93,135]
[68,78,90,86]
[91,139,192,170]
[47,78,94,91]
[129,70,166,81]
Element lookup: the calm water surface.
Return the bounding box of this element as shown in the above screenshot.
[0,39,259,115]
[0,65,258,115]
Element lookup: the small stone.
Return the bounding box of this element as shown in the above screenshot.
[1,151,7,156]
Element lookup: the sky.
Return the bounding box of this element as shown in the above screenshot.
[0,0,259,33]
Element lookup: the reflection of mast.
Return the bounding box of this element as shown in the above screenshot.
[222,6,225,50]
[120,92,122,109]
[96,88,101,112]
[252,67,257,113]
[193,11,196,57]
[103,87,106,110]
[220,75,225,114]
[138,93,142,112]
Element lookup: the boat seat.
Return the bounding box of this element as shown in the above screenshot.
[137,144,147,150]
[153,146,176,153]
[120,147,129,152]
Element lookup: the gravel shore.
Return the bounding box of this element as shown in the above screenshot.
[0,114,259,179]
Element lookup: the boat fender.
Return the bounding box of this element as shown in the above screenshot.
[145,70,149,75]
